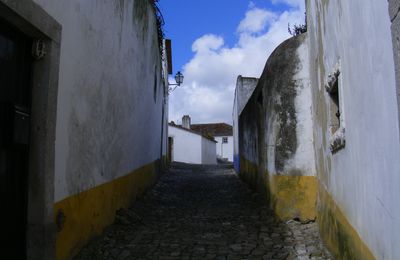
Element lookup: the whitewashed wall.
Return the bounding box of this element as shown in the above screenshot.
[278,40,315,177]
[168,126,202,164]
[201,138,217,164]
[308,0,400,258]
[32,0,167,202]
[233,76,258,171]
[169,125,216,164]
[215,136,233,162]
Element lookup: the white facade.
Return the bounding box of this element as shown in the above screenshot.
[168,125,216,164]
[233,76,258,171]
[30,0,168,202]
[202,137,217,164]
[308,0,400,258]
[215,136,234,162]
[0,1,169,258]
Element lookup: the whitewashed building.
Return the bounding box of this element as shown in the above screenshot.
[236,33,317,222]
[0,1,169,259]
[191,122,234,162]
[168,121,217,164]
[233,76,258,171]
[307,0,400,259]
[235,1,400,259]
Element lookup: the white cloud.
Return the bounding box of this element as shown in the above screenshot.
[169,4,305,125]
[192,34,224,53]
[271,0,305,9]
[237,8,277,33]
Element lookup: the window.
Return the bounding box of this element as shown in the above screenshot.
[222,137,228,143]
[326,64,345,153]
[326,70,340,133]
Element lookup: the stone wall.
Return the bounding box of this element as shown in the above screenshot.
[238,34,317,222]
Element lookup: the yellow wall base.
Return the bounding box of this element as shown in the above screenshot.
[239,157,375,258]
[270,175,317,222]
[239,157,260,190]
[317,184,375,260]
[54,160,161,260]
[239,157,317,222]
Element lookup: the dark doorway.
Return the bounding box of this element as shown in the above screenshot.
[168,137,174,163]
[0,18,33,259]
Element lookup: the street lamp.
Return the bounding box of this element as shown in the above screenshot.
[169,71,184,93]
[174,71,184,85]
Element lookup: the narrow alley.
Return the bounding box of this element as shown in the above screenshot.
[75,163,332,260]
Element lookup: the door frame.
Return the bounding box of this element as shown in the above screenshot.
[0,1,61,259]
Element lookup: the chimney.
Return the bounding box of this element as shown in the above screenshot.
[182,115,191,129]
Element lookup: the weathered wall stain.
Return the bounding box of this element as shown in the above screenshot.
[240,157,317,222]
[66,76,125,195]
[238,34,317,222]
[307,0,400,258]
[133,0,150,42]
[317,184,375,260]
[27,0,168,258]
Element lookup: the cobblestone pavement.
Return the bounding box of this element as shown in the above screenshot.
[75,163,332,260]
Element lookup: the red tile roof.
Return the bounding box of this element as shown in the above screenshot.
[190,123,233,137]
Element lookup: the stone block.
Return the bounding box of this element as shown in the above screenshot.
[392,15,400,118]
[389,0,400,21]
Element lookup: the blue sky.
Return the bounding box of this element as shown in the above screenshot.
[159,0,290,73]
[159,0,305,124]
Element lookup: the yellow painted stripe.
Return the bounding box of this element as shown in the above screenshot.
[270,175,317,222]
[317,184,375,259]
[239,156,375,258]
[239,157,317,221]
[54,160,161,260]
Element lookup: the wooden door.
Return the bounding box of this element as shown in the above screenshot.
[0,18,32,259]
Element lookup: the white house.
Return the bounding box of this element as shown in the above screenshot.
[168,121,217,164]
[190,120,234,162]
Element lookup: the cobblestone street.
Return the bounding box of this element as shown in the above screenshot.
[75,163,332,260]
